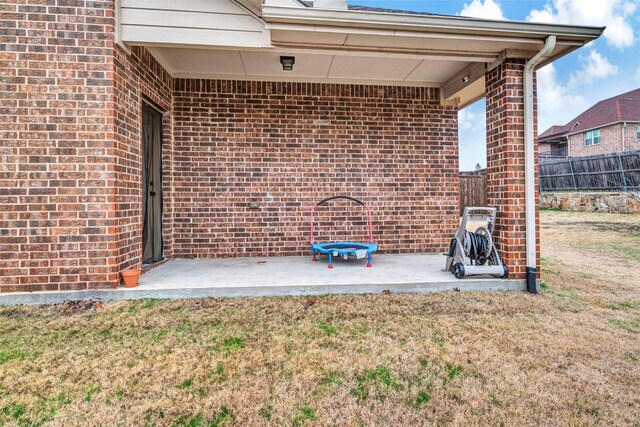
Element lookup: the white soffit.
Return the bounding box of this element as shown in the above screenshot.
[151,48,245,75]
[242,51,332,77]
[406,61,468,83]
[328,56,419,80]
[149,47,462,86]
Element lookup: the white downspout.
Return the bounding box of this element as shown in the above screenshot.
[524,35,556,293]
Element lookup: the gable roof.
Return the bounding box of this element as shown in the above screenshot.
[539,88,640,142]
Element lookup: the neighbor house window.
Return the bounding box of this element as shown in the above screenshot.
[585,129,601,146]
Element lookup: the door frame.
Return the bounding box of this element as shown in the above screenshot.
[141,98,165,265]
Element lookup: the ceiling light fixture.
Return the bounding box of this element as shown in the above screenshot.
[280,56,295,71]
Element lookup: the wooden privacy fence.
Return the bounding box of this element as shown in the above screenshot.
[459,169,487,215]
[539,150,640,191]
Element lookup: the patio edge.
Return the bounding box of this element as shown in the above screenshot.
[0,280,526,306]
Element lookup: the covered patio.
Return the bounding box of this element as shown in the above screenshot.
[116,0,601,295]
[137,255,524,296]
[0,0,603,298]
[0,254,524,305]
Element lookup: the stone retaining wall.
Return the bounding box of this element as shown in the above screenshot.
[541,192,640,214]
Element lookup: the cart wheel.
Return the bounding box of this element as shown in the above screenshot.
[502,265,509,279]
[453,263,465,279]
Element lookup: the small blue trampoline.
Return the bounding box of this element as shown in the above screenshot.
[310,196,378,269]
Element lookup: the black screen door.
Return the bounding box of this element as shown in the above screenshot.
[142,101,163,264]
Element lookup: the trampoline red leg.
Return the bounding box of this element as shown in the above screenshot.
[328,264,333,269]
[312,257,317,262]
[367,263,372,268]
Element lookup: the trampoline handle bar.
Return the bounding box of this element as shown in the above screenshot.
[310,196,374,245]
[316,195,364,206]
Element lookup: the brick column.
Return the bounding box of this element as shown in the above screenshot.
[0,0,119,292]
[0,2,173,292]
[485,58,539,280]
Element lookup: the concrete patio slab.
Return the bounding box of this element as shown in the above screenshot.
[0,254,525,305]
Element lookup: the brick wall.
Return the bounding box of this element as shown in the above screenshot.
[2,1,528,292]
[538,141,568,157]
[623,122,640,150]
[569,122,640,156]
[539,142,552,155]
[485,59,539,280]
[0,0,117,292]
[112,46,173,272]
[0,1,173,292]
[171,81,460,258]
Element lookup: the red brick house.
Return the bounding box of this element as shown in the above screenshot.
[0,0,602,295]
[539,88,640,157]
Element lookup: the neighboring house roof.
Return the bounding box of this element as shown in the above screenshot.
[538,125,567,142]
[539,88,640,143]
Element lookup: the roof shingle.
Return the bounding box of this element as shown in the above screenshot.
[539,88,640,142]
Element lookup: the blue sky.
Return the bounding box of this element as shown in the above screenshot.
[348,0,640,169]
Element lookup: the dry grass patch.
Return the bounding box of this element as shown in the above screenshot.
[1,211,639,426]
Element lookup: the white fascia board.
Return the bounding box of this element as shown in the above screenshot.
[265,22,554,45]
[262,5,604,44]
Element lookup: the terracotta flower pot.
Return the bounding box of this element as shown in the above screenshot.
[121,269,141,288]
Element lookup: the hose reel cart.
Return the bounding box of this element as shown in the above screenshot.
[443,207,509,279]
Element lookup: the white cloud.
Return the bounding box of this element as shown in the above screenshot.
[459,0,506,20]
[536,64,589,132]
[568,50,619,87]
[458,108,485,132]
[458,103,487,170]
[526,0,636,49]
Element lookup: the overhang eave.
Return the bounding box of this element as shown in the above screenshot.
[118,2,603,101]
[262,5,604,47]
[260,5,602,107]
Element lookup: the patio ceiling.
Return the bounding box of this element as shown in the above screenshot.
[119,0,603,107]
[145,46,471,87]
